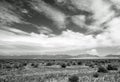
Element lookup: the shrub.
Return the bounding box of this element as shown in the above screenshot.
[77,61,82,65]
[31,63,39,68]
[5,64,12,70]
[72,62,76,65]
[46,62,53,66]
[89,64,94,68]
[97,66,108,73]
[68,75,79,82]
[60,63,66,68]
[107,64,118,70]
[93,72,99,78]
[22,62,27,66]
[13,64,19,69]
[66,63,71,66]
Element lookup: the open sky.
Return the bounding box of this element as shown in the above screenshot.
[0,0,120,56]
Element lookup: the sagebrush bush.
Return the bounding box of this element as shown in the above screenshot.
[107,64,118,70]
[97,66,108,73]
[89,64,94,68]
[46,62,53,66]
[66,63,71,66]
[77,61,82,65]
[60,63,66,68]
[68,75,79,82]
[93,72,99,78]
[31,63,39,68]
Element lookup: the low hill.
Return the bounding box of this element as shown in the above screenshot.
[105,54,120,58]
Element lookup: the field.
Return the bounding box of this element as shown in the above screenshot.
[0,59,120,82]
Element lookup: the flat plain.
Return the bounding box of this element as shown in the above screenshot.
[0,59,120,82]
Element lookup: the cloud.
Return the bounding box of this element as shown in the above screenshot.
[95,17,120,47]
[35,25,53,34]
[0,2,23,25]
[30,0,67,29]
[0,24,29,36]
[110,0,120,6]
[86,49,99,55]
[91,0,112,21]
[64,0,115,34]
[0,29,96,53]
[1,0,120,56]
[71,15,86,28]
[0,27,120,55]
[27,0,120,35]
[56,0,66,3]
[104,17,120,44]
[70,0,91,12]
[83,0,114,33]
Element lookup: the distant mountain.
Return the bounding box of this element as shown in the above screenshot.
[0,55,38,59]
[0,54,71,59]
[1,54,120,59]
[105,55,120,58]
[74,54,99,58]
[34,55,72,59]
[0,54,99,59]
[69,54,99,59]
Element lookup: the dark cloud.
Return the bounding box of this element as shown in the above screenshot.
[43,0,56,5]
[1,0,119,36]
[66,17,87,33]
[11,23,39,34]
[0,25,29,36]
[0,0,95,36]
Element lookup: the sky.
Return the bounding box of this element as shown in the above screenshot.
[0,0,120,56]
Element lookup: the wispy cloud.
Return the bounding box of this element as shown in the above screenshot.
[35,25,53,34]
[30,0,67,29]
[71,15,86,28]
[70,0,91,12]
[0,2,23,25]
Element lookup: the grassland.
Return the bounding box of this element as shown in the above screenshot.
[0,59,120,82]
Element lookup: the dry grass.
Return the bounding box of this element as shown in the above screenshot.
[0,59,120,82]
[0,66,119,82]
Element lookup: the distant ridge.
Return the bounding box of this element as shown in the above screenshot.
[0,54,98,59]
[0,54,119,59]
[74,54,99,58]
[0,55,71,59]
[105,54,120,58]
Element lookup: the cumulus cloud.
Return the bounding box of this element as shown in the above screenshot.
[86,49,99,55]
[0,27,120,55]
[69,0,119,33]
[91,0,113,22]
[89,0,120,32]
[95,18,120,47]
[110,0,120,7]
[0,29,97,54]
[102,17,120,44]
[85,0,114,32]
